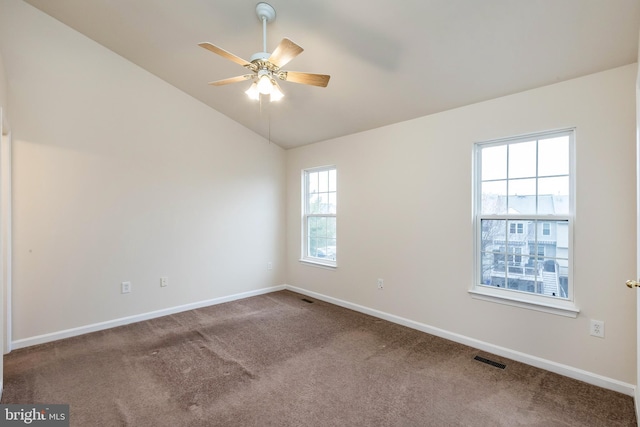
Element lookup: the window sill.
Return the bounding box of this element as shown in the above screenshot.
[469,287,580,318]
[299,259,337,270]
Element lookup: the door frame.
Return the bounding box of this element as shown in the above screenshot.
[634,62,640,420]
[0,108,11,354]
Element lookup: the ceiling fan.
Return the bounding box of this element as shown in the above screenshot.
[199,2,330,102]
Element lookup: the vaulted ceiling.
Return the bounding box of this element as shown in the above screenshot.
[23,0,640,149]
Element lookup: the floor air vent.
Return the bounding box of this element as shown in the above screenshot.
[301,298,314,304]
[474,355,506,369]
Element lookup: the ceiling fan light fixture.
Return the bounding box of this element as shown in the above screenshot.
[245,82,260,100]
[257,74,273,95]
[270,83,284,101]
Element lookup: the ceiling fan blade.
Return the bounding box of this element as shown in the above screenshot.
[268,38,304,68]
[283,71,330,87]
[198,42,251,67]
[208,74,254,86]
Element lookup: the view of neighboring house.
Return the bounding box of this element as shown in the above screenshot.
[481,194,569,298]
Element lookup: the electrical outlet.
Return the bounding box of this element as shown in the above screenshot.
[590,319,605,338]
[160,277,168,287]
[121,281,131,294]
[377,278,384,290]
[267,262,273,271]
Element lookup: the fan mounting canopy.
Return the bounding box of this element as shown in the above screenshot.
[255,2,276,23]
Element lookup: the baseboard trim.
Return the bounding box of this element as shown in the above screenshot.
[10,283,635,397]
[285,285,636,397]
[11,285,286,350]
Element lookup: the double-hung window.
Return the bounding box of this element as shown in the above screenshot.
[472,129,577,317]
[302,166,337,267]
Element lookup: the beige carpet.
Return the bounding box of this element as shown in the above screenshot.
[2,290,636,426]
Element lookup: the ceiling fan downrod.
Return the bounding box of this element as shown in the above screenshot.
[256,2,276,54]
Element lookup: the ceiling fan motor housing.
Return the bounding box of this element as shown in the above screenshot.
[249,52,271,63]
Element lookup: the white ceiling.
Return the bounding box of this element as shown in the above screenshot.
[23,0,640,149]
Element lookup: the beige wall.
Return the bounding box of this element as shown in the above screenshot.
[0,1,286,341]
[0,0,636,389]
[286,64,638,384]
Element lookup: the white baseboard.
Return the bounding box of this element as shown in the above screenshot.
[285,285,636,397]
[11,285,286,350]
[10,283,636,397]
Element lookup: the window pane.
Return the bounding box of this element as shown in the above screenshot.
[481,181,506,214]
[315,238,328,258]
[311,218,327,238]
[480,251,498,285]
[308,217,317,234]
[325,239,336,260]
[508,141,536,179]
[308,237,319,257]
[482,145,507,181]
[308,194,320,214]
[539,258,562,297]
[508,178,536,197]
[507,180,536,215]
[326,217,336,238]
[318,170,329,193]
[538,136,569,177]
[554,221,569,253]
[308,172,318,194]
[538,177,569,214]
[532,260,544,294]
[480,220,505,253]
[317,194,329,213]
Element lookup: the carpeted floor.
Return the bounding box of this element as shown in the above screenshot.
[2,290,636,426]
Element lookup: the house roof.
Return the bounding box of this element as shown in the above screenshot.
[498,194,569,215]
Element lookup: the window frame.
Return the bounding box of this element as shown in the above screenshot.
[470,129,579,317]
[300,165,337,268]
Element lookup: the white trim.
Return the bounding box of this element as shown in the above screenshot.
[468,288,579,318]
[298,259,338,270]
[9,283,633,397]
[11,285,286,350]
[2,128,11,353]
[635,52,640,423]
[285,285,633,397]
[0,380,3,402]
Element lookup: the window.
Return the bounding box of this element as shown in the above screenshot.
[472,129,577,317]
[301,166,337,267]
[509,223,524,234]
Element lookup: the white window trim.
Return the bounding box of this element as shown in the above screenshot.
[470,128,579,317]
[300,166,337,269]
